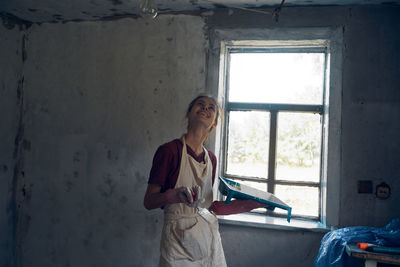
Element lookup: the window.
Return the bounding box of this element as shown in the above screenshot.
[212,29,343,228]
[223,45,326,221]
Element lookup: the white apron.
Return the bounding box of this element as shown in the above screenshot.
[159,137,227,267]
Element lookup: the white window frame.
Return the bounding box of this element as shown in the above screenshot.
[208,28,343,230]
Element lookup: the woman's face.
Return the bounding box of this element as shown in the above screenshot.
[187,97,218,130]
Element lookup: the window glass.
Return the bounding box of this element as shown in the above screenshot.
[276,112,322,182]
[229,53,325,105]
[275,185,319,217]
[222,45,329,221]
[226,111,270,178]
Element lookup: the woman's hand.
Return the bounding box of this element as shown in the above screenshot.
[144,184,204,210]
[164,187,194,205]
[188,185,205,208]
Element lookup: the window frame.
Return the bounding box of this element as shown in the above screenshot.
[208,28,343,229]
[222,46,328,222]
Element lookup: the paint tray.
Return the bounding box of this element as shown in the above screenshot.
[218,176,292,222]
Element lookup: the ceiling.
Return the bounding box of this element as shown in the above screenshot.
[1,0,399,23]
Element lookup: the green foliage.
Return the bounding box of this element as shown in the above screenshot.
[228,112,269,164]
[228,112,321,168]
[277,113,321,167]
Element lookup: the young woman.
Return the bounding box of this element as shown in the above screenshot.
[144,94,265,267]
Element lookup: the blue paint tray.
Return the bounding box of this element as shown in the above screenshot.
[218,176,292,222]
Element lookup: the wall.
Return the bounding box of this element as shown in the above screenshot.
[209,6,400,229]
[207,5,400,266]
[0,17,25,267]
[0,4,399,267]
[339,6,400,227]
[2,15,208,267]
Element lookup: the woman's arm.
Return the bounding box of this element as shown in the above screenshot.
[209,199,268,215]
[143,184,165,210]
[143,184,196,210]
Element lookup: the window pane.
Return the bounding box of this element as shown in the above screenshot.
[226,111,269,178]
[229,53,325,105]
[275,185,319,217]
[276,112,321,182]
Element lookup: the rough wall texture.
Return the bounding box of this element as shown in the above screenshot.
[207,6,400,266]
[0,18,25,267]
[8,15,208,267]
[205,5,400,225]
[339,6,400,227]
[1,4,399,267]
[220,225,324,267]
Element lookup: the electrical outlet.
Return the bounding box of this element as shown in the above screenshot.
[357,180,373,194]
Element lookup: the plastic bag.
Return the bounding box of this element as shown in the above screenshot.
[314,218,400,267]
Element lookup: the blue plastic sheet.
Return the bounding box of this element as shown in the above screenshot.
[314,218,400,267]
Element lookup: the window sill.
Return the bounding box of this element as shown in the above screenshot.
[217,213,331,233]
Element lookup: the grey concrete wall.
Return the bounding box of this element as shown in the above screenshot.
[1,4,399,267]
[205,6,400,227]
[0,18,25,267]
[339,6,400,227]
[4,15,208,267]
[220,225,324,267]
[207,6,400,266]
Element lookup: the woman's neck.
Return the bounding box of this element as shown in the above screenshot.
[185,128,208,156]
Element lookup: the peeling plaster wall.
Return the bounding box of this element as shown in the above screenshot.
[0,19,25,267]
[1,4,400,267]
[339,6,400,227]
[15,15,208,267]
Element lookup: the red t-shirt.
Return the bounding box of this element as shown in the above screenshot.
[148,139,217,192]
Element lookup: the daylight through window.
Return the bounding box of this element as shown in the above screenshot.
[221,43,329,221]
